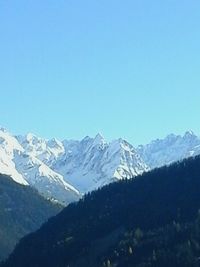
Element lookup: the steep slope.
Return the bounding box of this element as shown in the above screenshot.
[0,128,27,185]
[16,131,149,194]
[3,155,200,267]
[16,133,65,165]
[13,152,80,204]
[0,129,80,204]
[137,131,200,168]
[53,134,149,193]
[0,174,62,262]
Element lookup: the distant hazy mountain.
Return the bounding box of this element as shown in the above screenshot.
[0,174,61,262]
[137,131,200,168]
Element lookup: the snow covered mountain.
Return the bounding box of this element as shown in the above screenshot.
[0,128,79,204]
[1,127,199,204]
[0,128,149,202]
[17,132,149,194]
[0,128,28,185]
[16,133,65,165]
[13,151,80,204]
[53,134,149,193]
[137,131,200,168]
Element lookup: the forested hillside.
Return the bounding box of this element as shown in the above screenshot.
[0,174,62,262]
[2,156,200,267]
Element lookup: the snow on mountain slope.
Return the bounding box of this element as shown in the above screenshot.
[53,134,149,193]
[0,150,28,185]
[13,152,80,203]
[3,126,200,204]
[16,133,65,165]
[0,128,28,185]
[0,128,80,204]
[16,131,148,195]
[137,131,200,168]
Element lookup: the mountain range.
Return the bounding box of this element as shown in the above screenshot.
[0,127,200,204]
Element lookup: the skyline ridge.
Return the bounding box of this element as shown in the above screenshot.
[0,125,199,146]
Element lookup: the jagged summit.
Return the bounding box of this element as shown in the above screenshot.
[94,132,104,141]
[53,134,148,193]
[1,127,200,204]
[137,131,200,168]
[0,128,148,202]
[26,132,38,141]
[0,129,79,204]
[0,126,8,133]
[183,130,198,140]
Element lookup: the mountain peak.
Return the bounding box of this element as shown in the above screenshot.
[184,130,196,137]
[94,133,104,140]
[136,129,200,169]
[47,138,63,148]
[110,138,134,151]
[0,126,8,133]
[26,133,38,142]
[92,133,107,147]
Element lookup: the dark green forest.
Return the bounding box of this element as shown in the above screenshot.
[0,174,61,262]
[2,156,200,267]
[99,214,200,267]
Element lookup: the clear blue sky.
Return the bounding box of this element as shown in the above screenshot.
[0,0,200,145]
